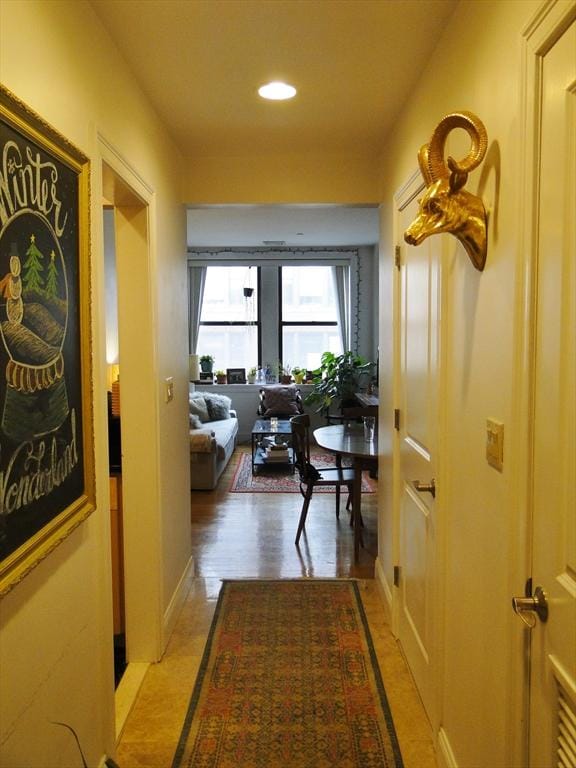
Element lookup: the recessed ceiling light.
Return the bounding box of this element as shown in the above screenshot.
[258,81,297,101]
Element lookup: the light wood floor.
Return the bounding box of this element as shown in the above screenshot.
[116,445,437,767]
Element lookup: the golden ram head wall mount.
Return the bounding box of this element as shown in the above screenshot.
[404,111,488,271]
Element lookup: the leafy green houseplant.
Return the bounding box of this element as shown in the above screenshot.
[304,351,374,412]
[200,355,214,373]
[278,363,292,384]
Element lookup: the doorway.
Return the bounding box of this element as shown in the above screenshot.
[103,206,125,686]
[99,141,164,680]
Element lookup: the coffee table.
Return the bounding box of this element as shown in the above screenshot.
[251,418,294,474]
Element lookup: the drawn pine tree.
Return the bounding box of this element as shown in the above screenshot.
[45,250,59,299]
[23,234,44,294]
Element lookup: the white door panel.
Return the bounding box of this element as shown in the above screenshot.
[396,178,439,723]
[526,15,576,768]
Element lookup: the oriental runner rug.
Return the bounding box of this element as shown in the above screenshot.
[230,452,376,494]
[171,580,404,768]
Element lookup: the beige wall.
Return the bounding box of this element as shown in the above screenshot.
[0,1,190,765]
[377,1,541,766]
[181,152,380,204]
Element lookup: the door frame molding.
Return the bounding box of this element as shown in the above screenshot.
[97,134,164,664]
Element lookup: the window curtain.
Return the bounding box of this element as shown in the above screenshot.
[188,265,206,354]
[332,265,350,352]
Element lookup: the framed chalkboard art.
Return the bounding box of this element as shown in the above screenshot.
[0,86,94,596]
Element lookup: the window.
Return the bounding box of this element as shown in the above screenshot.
[196,267,259,370]
[193,263,347,373]
[280,266,342,371]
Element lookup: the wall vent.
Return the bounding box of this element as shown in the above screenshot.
[557,685,576,768]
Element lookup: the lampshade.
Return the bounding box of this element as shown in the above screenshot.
[189,354,200,381]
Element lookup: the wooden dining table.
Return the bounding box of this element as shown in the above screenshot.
[313,423,378,561]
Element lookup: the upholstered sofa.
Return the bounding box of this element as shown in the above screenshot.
[189,390,238,490]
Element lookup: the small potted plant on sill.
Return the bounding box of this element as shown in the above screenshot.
[200,354,214,373]
[292,366,305,385]
[247,366,257,384]
[215,369,227,384]
[278,363,292,384]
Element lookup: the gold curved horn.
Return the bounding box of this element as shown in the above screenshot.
[425,111,487,181]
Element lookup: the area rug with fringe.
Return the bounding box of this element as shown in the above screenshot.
[230,452,376,494]
[171,579,404,768]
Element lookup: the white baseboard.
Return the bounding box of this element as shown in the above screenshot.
[162,555,194,650]
[114,661,150,741]
[374,556,393,616]
[437,727,458,768]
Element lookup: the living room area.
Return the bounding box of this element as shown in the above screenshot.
[185,203,380,481]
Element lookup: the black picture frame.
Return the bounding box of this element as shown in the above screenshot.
[0,86,94,596]
[226,368,246,384]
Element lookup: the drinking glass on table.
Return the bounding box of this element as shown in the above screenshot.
[363,416,375,442]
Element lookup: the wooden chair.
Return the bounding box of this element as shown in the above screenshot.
[290,414,355,545]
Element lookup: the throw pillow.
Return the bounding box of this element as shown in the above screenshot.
[189,394,210,422]
[189,413,203,429]
[261,385,301,416]
[203,392,231,421]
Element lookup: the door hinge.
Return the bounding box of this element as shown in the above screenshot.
[393,565,401,587]
[394,408,400,430]
[394,245,401,269]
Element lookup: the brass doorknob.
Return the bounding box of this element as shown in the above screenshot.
[413,479,436,498]
[512,586,548,628]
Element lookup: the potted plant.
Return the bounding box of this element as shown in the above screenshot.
[200,354,214,373]
[292,366,306,384]
[247,366,257,384]
[215,369,227,384]
[278,363,292,384]
[304,351,374,413]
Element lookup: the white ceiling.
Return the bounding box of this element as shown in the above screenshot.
[90,0,456,246]
[186,205,380,247]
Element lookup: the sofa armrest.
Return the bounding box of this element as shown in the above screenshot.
[189,429,216,453]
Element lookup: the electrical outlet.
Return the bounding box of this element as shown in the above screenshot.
[165,377,174,403]
[486,418,504,471]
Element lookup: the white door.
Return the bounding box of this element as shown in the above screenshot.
[525,15,576,768]
[395,174,441,722]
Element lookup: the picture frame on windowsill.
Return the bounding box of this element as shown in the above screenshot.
[226,368,246,384]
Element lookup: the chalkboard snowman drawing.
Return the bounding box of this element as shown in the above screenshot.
[0,229,69,444]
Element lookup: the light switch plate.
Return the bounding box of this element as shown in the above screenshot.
[486,418,504,471]
[165,376,174,403]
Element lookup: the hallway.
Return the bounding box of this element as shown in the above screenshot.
[116,446,436,767]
